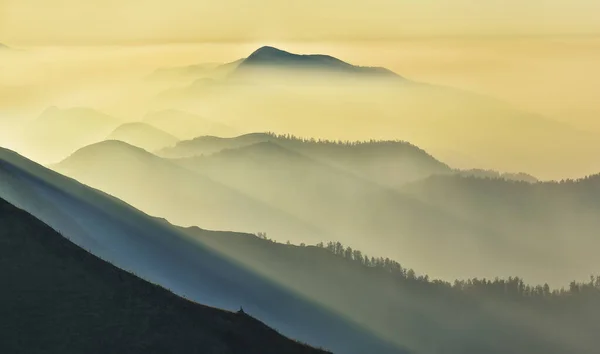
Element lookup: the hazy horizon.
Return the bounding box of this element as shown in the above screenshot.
[2,3,600,353]
[3,37,600,179]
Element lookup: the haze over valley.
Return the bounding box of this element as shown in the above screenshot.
[2,2,600,353]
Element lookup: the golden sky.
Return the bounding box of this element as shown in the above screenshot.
[1,0,600,45]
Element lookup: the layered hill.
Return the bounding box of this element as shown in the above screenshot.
[400,173,600,282]
[0,197,329,354]
[56,139,509,282]
[152,46,600,180]
[53,140,324,243]
[159,133,451,187]
[57,135,600,284]
[106,122,179,151]
[0,146,403,354]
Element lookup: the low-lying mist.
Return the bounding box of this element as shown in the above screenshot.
[47,133,600,286]
[3,38,600,354]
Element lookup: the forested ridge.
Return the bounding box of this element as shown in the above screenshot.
[206,229,600,354]
[0,197,330,354]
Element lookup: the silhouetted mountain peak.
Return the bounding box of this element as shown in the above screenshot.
[247,46,333,62]
[250,46,290,57]
[239,46,401,78]
[244,46,354,69]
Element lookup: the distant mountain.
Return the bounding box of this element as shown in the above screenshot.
[165,141,523,280]
[152,48,600,180]
[0,197,329,354]
[143,109,238,140]
[158,133,272,158]
[56,139,508,281]
[106,122,178,151]
[400,173,600,280]
[235,46,401,79]
[53,140,327,243]
[4,144,597,354]
[0,146,405,354]
[152,46,404,110]
[14,106,120,163]
[128,135,600,284]
[159,133,451,186]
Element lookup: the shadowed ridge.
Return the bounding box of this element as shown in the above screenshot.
[0,196,331,354]
[0,146,407,354]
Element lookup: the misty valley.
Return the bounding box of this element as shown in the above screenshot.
[2,37,600,354]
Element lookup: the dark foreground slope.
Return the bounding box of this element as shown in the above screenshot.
[0,147,404,354]
[0,197,328,354]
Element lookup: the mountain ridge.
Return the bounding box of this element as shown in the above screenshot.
[235,46,402,79]
[0,146,405,354]
[0,196,330,354]
[53,139,327,243]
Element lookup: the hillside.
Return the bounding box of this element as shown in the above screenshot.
[53,140,324,242]
[159,133,451,186]
[184,226,600,354]
[56,140,489,279]
[59,137,600,284]
[0,197,329,354]
[0,146,404,354]
[106,122,179,151]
